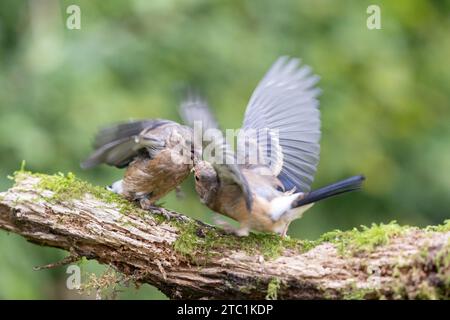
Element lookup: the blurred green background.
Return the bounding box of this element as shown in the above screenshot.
[0,0,449,299]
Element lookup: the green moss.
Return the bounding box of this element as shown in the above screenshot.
[318,221,409,255]
[237,233,308,259]
[438,241,450,271]
[172,221,200,256]
[342,283,376,300]
[390,237,450,300]
[173,220,413,261]
[238,284,255,294]
[343,289,368,300]
[434,239,450,297]
[415,282,440,299]
[38,172,88,200]
[172,219,312,261]
[425,219,450,232]
[265,278,281,300]
[13,171,142,215]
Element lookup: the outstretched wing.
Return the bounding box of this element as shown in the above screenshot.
[242,56,321,192]
[81,119,171,169]
[179,90,219,131]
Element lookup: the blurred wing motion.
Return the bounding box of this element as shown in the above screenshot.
[81,119,171,169]
[179,90,219,131]
[207,135,254,211]
[242,56,321,192]
[179,89,253,211]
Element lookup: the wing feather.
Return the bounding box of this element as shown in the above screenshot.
[81,119,170,169]
[242,56,321,192]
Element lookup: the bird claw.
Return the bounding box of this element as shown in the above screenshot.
[139,198,188,222]
[139,198,158,211]
[157,208,189,222]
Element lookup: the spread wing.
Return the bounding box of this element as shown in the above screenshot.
[241,56,321,192]
[81,119,171,169]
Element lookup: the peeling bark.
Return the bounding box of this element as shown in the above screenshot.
[0,174,449,299]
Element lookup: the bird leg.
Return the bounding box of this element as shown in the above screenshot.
[138,198,159,211]
[213,214,250,237]
[175,186,185,200]
[280,223,290,239]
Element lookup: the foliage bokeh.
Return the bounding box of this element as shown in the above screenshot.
[0,0,449,299]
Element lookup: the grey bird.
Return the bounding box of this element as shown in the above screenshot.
[81,119,198,209]
[180,56,365,236]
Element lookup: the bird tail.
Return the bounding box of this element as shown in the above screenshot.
[292,175,365,208]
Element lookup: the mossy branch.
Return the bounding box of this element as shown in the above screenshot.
[0,171,449,299]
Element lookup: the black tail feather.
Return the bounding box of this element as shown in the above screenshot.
[292,175,365,208]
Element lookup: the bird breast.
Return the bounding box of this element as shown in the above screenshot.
[122,149,191,202]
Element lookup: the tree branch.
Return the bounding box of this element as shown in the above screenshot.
[0,172,449,299]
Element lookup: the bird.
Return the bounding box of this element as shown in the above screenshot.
[81,119,199,210]
[180,56,365,237]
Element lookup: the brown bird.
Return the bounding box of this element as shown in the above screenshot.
[180,56,365,236]
[81,119,198,209]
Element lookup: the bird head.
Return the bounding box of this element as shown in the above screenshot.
[192,160,219,205]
